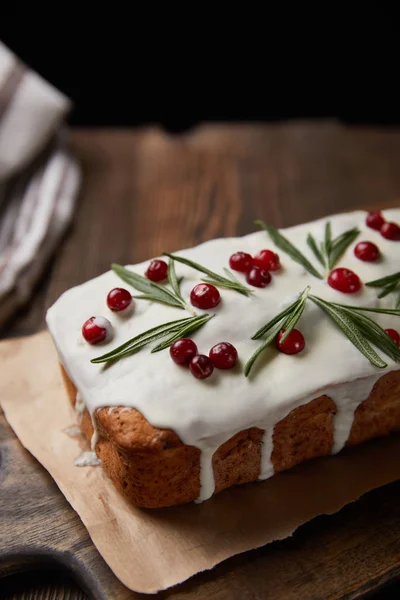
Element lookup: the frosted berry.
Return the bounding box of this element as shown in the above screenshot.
[253,249,281,271]
[246,266,272,288]
[170,338,198,365]
[366,211,385,230]
[354,241,380,262]
[229,251,253,273]
[385,328,400,345]
[380,222,400,241]
[107,287,132,312]
[209,342,238,369]
[82,316,113,345]
[189,354,214,379]
[328,267,362,294]
[145,259,168,282]
[276,329,305,355]
[190,283,220,309]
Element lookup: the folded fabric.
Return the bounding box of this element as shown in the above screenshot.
[0,41,80,329]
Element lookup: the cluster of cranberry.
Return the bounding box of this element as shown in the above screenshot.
[82,287,133,344]
[170,339,238,379]
[366,211,400,241]
[228,248,280,287]
[328,211,399,295]
[146,259,221,310]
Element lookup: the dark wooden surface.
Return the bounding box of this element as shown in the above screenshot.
[1,121,400,599]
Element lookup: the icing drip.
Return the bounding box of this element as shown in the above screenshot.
[74,451,101,467]
[46,209,400,502]
[259,429,274,480]
[195,447,217,503]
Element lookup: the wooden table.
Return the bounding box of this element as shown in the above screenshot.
[1,121,400,599]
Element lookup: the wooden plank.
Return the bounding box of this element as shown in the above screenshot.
[1,122,400,599]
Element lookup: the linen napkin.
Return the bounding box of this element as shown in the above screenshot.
[0,41,80,328]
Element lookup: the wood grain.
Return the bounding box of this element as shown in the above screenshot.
[1,121,400,599]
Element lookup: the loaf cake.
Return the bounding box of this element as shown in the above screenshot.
[46,208,400,508]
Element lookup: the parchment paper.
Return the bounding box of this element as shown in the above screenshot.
[0,331,399,594]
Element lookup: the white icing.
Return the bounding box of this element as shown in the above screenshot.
[63,425,82,437]
[74,451,101,467]
[46,209,400,501]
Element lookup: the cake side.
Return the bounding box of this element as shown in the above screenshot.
[61,366,400,508]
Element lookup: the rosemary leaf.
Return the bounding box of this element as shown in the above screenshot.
[306,233,325,266]
[324,221,332,264]
[331,302,400,317]
[90,317,194,364]
[255,220,324,279]
[223,267,241,284]
[377,280,399,299]
[251,299,300,339]
[309,295,387,368]
[365,271,400,288]
[168,258,184,301]
[151,314,214,353]
[328,228,360,269]
[338,308,400,362]
[396,292,400,310]
[111,263,186,309]
[244,322,283,377]
[163,252,253,296]
[279,286,310,342]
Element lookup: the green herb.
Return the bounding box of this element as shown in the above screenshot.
[326,226,360,270]
[90,314,213,364]
[245,286,310,376]
[306,233,325,266]
[163,253,253,296]
[366,271,400,308]
[309,295,388,368]
[254,220,324,279]
[111,263,186,310]
[307,223,360,271]
[245,288,400,377]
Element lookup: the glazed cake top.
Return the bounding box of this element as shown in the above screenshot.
[46,208,400,498]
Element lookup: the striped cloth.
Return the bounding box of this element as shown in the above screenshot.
[0,41,80,328]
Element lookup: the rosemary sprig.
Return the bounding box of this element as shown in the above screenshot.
[245,286,310,376]
[255,220,324,279]
[111,263,187,310]
[309,295,400,368]
[309,295,388,368]
[90,314,213,364]
[163,252,253,296]
[245,288,400,377]
[307,223,360,271]
[366,271,400,308]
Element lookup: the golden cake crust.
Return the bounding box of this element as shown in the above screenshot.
[61,366,400,508]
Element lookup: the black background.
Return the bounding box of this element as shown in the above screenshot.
[2,16,400,132]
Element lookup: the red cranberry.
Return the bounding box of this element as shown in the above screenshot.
[366,211,385,230]
[82,316,113,345]
[145,259,168,282]
[276,329,305,355]
[190,283,220,309]
[385,328,400,345]
[380,222,400,241]
[169,338,198,365]
[246,266,272,288]
[229,251,253,273]
[209,342,238,369]
[107,287,132,311]
[354,241,380,262]
[253,249,281,271]
[189,354,214,379]
[328,267,362,294]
